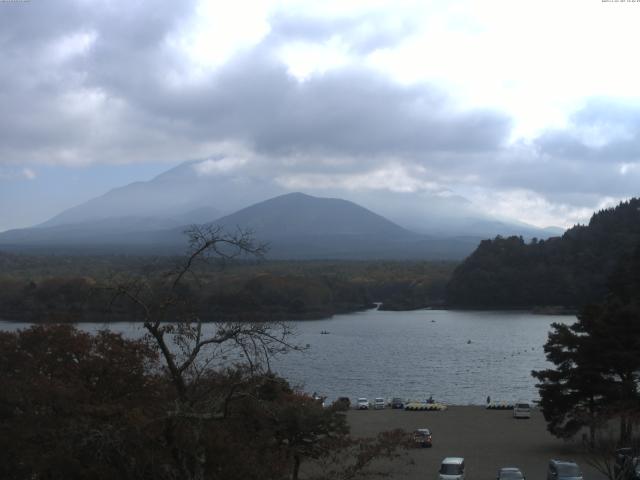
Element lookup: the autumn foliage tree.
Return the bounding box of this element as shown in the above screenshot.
[0,324,163,480]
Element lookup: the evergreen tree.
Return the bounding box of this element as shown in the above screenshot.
[533,243,640,444]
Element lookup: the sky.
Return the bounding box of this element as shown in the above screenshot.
[1,0,640,232]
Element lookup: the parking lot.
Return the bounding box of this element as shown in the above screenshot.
[346,406,606,480]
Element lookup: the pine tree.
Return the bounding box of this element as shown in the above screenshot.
[533,243,640,444]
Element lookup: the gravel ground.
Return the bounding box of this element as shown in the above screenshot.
[345,406,606,480]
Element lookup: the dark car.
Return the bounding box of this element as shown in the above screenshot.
[547,460,583,480]
[498,467,525,480]
[615,448,640,480]
[391,397,405,409]
[333,397,351,410]
[413,428,433,447]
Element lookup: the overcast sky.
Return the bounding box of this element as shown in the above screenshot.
[1,0,640,232]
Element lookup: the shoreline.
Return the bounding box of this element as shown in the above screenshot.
[0,304,577,324]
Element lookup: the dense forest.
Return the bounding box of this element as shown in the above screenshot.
[0,253,455,322]
[446,198,640,308]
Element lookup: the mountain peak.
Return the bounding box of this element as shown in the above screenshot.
[212,192,412,239]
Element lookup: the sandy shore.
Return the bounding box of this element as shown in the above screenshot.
[346,406,605,480]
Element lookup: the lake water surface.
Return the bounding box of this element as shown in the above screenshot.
[0,308,572,405]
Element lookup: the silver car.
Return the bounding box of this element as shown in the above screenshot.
[498,467,525,480]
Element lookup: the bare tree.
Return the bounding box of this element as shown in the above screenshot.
[101,225,412,480]
[107,225,301,480]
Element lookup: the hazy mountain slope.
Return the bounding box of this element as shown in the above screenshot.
[39,159,284,227]
[205,192,487,260]
[213,192,413,238]
[0,156,563,259]
[314,189,563,239]
[0,192,482,259]
[34,159,562,240]
[0,217,185,246]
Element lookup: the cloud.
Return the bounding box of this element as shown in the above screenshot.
[535,99,640,163]
[194,156,248,176]
[464,188,618,229]
[0,1,510,171]
[268,9,419,55]
[0,0,639,230]
[276,163,442,193]
[0,167,37,181]
[22,168,36,180]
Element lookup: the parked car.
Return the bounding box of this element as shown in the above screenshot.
[391,397,405,409]
[547,460,583,480]
[513,402,531,419]
[333,397,351,410]
[357,397,369,410]
[373,397,385,409]
[497,467,525,480]
[413,428,432,448]
[439,457,465,480]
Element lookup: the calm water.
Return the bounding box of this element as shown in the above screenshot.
[0,309,572,405]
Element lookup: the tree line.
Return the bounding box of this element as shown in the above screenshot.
[0,252,455,322]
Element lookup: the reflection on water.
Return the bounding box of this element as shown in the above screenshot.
[0,309,572,405]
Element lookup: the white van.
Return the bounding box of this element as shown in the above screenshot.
[513,402,531,419]
[439,457,465,480]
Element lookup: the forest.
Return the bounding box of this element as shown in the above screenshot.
[446,198,640,309]
[0,250,455,323]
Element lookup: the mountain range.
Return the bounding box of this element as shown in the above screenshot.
[0,159,563,259]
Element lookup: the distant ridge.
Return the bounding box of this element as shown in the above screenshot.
[38,158,283,228]
[0,192,481,260]
[0,158,564,259]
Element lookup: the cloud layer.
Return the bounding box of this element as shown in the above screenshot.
[1,0,639,229]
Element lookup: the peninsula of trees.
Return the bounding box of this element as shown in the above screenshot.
[445,198,640,309]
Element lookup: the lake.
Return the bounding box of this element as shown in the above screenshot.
[0,308,572,405]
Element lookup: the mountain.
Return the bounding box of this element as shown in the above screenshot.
[39,158,284,228]
[0,158,564,258]
[0,216,185,252]
[207,192,440,259]
[33,159,561,240]
[213,192,411,238]
[445,198,640,308]
[196,192,495,259]
[0,192,483,259]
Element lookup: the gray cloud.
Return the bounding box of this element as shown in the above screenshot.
[496,99,640,197]
[535,99,640,163]
[267,10,419,54]
[0,0,512,176]
[0,0,638,229]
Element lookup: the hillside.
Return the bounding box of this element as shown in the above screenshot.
[0,191,484,260]
[39,159,281,227]
[445,198,640,308]
[214,192,411,238]
[15,158,563,243]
